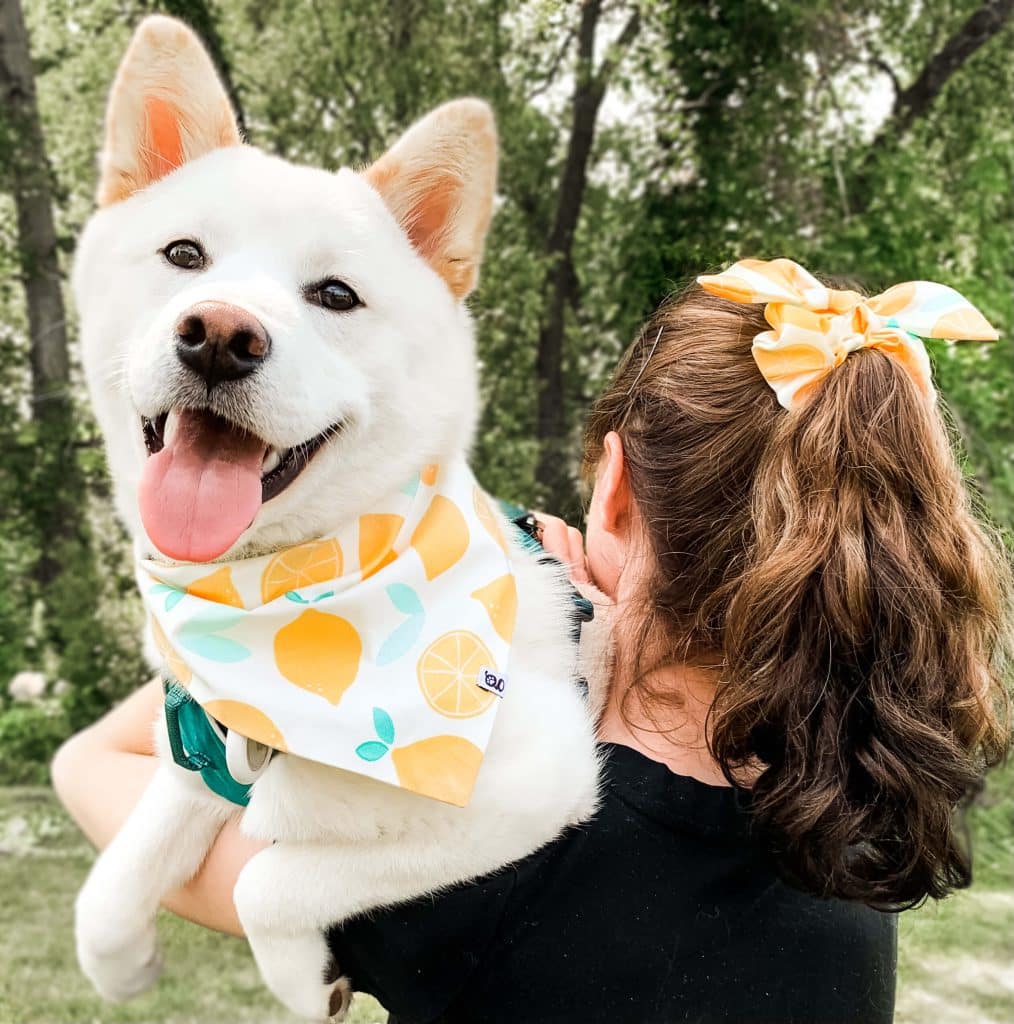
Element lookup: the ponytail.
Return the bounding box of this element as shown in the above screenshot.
[716,349,1011,908]
[584,283,1012,909]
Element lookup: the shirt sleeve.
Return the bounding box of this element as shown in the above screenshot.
[325,866,518,1024]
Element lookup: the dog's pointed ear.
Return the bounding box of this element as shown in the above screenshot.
[363,99,497,300]
[97,16,241,206]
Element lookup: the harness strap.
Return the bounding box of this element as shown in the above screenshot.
[163,681,212,772]
[162,679,252,806]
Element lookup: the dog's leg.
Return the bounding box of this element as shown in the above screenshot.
[75,762,233,1002]
[234,843,353,1022]
[235,841,454,1022]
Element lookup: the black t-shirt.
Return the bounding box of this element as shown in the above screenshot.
[328,743,897,1024]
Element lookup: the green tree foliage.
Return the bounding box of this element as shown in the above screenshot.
[0,0,1010,763]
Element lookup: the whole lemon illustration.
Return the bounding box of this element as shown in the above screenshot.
[470,574,517,644]
[274,609,361,705]
[410,496,469,581]
[187,565,244,607]
[261,538,343,603]
[203,700,287,752]
[392,734,483,806]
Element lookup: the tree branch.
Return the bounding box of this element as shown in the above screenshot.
[875,0,1014,146]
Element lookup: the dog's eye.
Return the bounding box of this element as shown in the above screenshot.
[311,280,361,312]
[162,240,206,270]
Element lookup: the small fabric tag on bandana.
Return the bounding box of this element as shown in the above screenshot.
[138,459,515,807]
[475,666,508,699]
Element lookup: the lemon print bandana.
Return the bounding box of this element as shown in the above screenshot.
[138,460,516,807]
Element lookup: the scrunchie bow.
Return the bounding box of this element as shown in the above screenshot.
[697,258,998,410]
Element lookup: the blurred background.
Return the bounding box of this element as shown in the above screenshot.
[0,1,1011,1021]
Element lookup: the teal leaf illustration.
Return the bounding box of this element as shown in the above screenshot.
[313,590,335,602]
[176,608,250,663]
[377,615,425,666]
[151,582,186,612]
[386,583,423,617]
[182,608,245,634]
[176,632,251,663]
[285,591,309,604]
[355,741,389,762]
[400,474,420,497]
[373,707,395,746]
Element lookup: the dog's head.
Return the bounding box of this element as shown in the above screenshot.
[75,16,496,564]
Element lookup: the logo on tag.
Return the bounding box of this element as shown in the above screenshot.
[476,666,508,698]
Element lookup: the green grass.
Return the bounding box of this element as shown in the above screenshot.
[895,757,1014,1023]
[0,765,1011,1023]
[0,788,385,1024]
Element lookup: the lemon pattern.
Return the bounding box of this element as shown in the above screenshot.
[470,574,517,644]
[261,538,343,603]
[411,495,469,581]
[359,514,404,581]
[274,609,362,705]
[187,566,244,607]
[418,631,497,719]
[137,457,513,807]
[392,735,483,806]
[203,700,288,752]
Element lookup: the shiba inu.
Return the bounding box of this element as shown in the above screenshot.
[72,16,599,1021]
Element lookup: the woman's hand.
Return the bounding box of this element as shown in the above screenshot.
[532,513,616,720]
[532,513,591,584]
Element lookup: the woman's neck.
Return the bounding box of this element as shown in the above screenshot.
[596,661,730,787]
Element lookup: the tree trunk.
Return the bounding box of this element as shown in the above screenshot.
[0,0,68,420]
[534,1,640,514]
[0,0,80,586]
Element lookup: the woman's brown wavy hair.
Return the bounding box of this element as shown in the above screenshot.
[583,280,1013,909]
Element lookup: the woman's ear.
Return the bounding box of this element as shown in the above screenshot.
[596,431,632,536]
[362,99,497,300]
[97,16,241,206]
[584,431,633,602]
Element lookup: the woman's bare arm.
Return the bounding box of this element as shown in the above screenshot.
[51,679,267,937]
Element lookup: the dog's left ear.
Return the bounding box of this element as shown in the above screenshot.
[364,99,497,300]
[97,16,241,206]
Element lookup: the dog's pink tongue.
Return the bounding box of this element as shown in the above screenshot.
[139,410,265,562]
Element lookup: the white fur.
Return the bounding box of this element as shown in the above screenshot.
[73,23,600,1023]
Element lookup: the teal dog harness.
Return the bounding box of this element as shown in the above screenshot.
[163,680,254,806]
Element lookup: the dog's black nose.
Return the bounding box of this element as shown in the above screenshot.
[174,301,271,388]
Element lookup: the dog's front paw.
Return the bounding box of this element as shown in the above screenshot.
[244,926,351,1022]
[75,884,162,1002]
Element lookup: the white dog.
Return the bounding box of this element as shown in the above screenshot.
[73,16,599,1022]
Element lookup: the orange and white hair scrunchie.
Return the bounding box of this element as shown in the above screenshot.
[696,258,999,410]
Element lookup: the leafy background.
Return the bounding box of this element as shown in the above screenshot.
[0,0,1011,1021]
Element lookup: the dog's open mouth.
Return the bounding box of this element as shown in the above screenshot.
[138,408,337,563]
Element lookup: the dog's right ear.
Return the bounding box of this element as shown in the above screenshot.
[96,16,241,206]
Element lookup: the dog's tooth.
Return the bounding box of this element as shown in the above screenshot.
[163,409,178,447]
[262,448,282,474]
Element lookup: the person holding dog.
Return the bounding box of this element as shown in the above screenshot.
[54,258,1012,1023]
